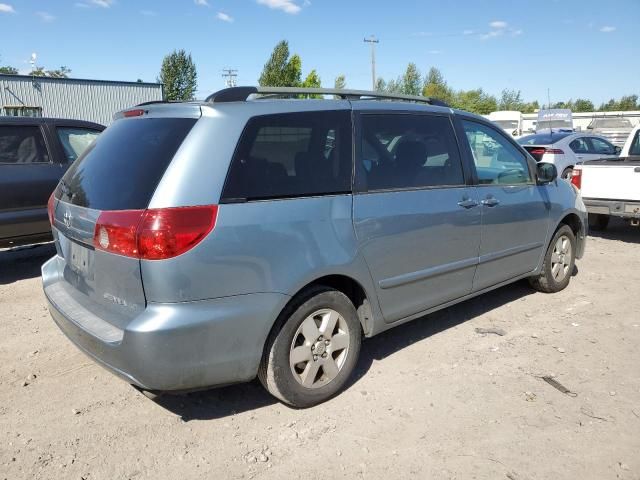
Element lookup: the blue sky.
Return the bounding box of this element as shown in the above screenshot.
[0,0,637,105]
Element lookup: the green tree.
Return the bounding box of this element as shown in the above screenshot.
[598,98,618,111]
[401,63,422,96]
[259,40,303,87]
[302,69,321,98]
[374,77,386,92]
[618,95,639,111]
[422,67,453,104]
[451,89,497,115]
[0,55,18,74]
[573,98,594,112]
[29,66,47,77]
[47,66,71,78]
[384,77,404,94]
[284,54,302,87]
[498,89,525,111]
[158,49,197,101]
[334,74,346,90]
[521,100,540,114]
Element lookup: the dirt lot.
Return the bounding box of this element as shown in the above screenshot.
[1,220,639,480]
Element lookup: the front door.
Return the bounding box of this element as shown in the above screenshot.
[353,112,481,323]
[458,118,551,292]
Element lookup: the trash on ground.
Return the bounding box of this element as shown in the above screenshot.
[475,327,506,336]
[541,376,577,397]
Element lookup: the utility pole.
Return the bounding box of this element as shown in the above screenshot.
[222,68,238,88]
[363,35,379,91]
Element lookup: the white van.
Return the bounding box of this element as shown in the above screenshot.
[488,111,523,137]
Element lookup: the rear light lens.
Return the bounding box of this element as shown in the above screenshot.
[47,192,55,225]
[93,205,218,260]
[545,148,565,155]
[123,109,145,118]
[570,168,582,189]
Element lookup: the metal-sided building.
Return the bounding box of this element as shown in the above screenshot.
[0,74,164,126]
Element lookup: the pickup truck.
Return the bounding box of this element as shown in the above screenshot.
[0,117,103,248]
[571,124,640,230]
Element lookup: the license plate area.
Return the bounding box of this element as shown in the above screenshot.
[69,240,91,277]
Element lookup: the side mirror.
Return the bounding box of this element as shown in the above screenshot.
[587,125,594,130]
[537,162,557,184]
[614,145,622,155]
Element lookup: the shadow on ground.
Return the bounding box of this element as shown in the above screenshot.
[0,243,55,285]
[589,217,640,244]
[154,280,536,421]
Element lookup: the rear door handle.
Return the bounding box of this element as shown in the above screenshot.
[457,198,479,209]
[481,197,500,207]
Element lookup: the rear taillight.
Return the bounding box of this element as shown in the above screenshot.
[93,205,218,260]
[123,109,145,118]
[47,192,55,225]
[570,167,582,189]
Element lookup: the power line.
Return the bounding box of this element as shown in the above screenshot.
[222,68,238,88]
[363,35,379,91]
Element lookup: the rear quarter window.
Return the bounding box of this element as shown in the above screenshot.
[222,111,352,202]
[0,125,50,164]
[58,118,196,210]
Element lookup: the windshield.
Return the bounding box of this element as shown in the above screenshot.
[517,133,571,145]
[590,118,632,129]
[494,120,519,130]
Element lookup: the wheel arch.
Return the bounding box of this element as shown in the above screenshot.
[556,211,586,258]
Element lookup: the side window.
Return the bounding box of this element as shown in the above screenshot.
[630,131,640,156]
[359,114,464,191]
[222,111,352,201]
[461,120,532,185]
[570,138,589,154]
[56,127,101,163]
[588,137,615,155]
[0,126,49,164]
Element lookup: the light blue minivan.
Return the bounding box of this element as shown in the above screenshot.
[43,87,587,407]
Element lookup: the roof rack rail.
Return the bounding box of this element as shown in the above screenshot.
[204,86,449,107]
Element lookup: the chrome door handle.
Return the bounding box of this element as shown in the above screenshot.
[481,197,500,207]
[457,199,479,209]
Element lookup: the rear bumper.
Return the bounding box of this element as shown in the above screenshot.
[42,256,289,391]
[583,198,640,219]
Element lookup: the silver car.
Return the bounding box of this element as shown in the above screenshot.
[43,87,588,407]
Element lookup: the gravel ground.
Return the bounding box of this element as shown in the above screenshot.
[1,220,639,480]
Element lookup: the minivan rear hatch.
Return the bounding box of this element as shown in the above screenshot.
[48,114,199,332]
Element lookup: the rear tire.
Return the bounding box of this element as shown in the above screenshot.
[258,286,362,408]
[588,213,609,231]
[529,225,576,293]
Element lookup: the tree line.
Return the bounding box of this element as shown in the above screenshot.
[0,56,71,78]
[374,62,640,114]
[3,44,638,113]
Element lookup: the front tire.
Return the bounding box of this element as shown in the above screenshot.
[529,225,576,293]
[588,213,609,231]
[258,286,362,408]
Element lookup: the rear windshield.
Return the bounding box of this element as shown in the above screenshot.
[57,117,196,210]
[518,133,571,146]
